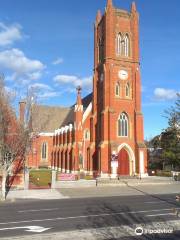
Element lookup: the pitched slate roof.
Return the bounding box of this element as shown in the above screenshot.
[82,93,93,109]
[31,105,72,132]
[71,92,92,109]
[31,93,93,133]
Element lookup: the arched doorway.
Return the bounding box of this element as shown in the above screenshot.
[118,148,129,175]
[117,143,136,176]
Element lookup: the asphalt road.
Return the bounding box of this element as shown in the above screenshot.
[0,192,180,239]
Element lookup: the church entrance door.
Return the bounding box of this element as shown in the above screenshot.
[118,148,129,175]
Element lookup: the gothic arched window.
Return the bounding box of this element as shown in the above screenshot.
[124,34,130,57]
[42,142,48,160]
[115,82,120,96]
[118,113,129,137]
[116,33,122,56]
[126,82,130,97]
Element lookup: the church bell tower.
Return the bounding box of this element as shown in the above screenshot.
[91,0,147,177]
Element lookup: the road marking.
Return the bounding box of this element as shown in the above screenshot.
[146,213,175,217]
[18,208,59,213]
[145,201,164,204]
[0,208,179,226]
[0,221,179,239]
[0,226,51,233]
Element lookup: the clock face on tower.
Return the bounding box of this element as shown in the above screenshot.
[118,70,128,80]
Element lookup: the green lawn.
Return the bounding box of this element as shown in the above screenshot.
[29,169,52,186]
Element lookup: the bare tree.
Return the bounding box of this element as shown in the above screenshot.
[0,75,35,200]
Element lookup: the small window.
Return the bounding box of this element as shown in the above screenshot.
[118,113,129,137]
[42,142,48,160]
[84,130,90,140]
[115,82,120,96]
[116,33,122,56]
[124,34,130,57]
[126,83,130,97]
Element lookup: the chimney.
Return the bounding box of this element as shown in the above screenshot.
[19,101,26,124]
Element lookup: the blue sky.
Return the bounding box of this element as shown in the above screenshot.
[0,0,179,139]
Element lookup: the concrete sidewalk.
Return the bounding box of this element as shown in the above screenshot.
[57,183,180,199]
[99,176,178,186]
[55,176,178,188]
[3,176,179,201]
[5,183,179,201]
[6,189,69,201]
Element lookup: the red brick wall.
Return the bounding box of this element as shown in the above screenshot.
[27,135,53,168]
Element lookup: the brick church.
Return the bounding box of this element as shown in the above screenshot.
[27,0,148,178]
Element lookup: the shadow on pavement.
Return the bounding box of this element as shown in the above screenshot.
[124,183,180,208]
[75,199,180,239]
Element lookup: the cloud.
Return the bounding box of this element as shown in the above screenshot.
[0,48,44,73]
[0,22,23,46]
[39,91,60,98]
[154,88,179,101]
[54,74,92,90]
[52,57,63,65]
[0,48,45,84]
[29,83,60,99]
[30,83,52,91]
[27,71,43,81]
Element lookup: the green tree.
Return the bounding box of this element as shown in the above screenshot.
[151,135,161,149]
[164,93,180,128]
[146,135,163,170]
[160,128,180,168]
[161,94,180,169]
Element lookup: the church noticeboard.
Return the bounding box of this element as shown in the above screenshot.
[111,161,118,168]
[57,173,76,181]
[111,153,118,168]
